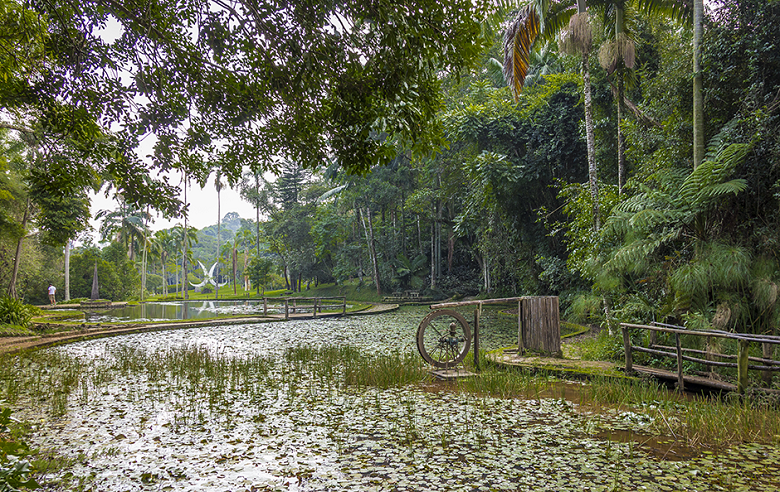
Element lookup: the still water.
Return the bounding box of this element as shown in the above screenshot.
[86,300,298,322]
[11,306,780,491]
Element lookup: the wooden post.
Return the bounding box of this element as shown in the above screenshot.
[675,333,685,392]
[284,299,289,320]
[762,342,774,387]
[342,296,346,315]
[622,325,633,374]
[292,299,297,313]
[473,307,481,372]
[517,299,524,354]
[706,336,715,379]
[737,339,749,394]
[263,298,267,315]
[313,298,318,318]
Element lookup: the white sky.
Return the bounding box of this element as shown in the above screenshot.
[87,173,261,241]
[84,19,270,242]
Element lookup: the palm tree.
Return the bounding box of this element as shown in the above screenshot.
[561,1,599,228]
[503,0,690,218]
[240,168,273,258]
[171,224,197,297]
[96,200,148,260]
[150,230,174,295]
[215,171,223,299]
[503,0,599,227]
[236,228,255,291]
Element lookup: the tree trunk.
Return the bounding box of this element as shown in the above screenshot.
[255,174,261,257]
[417,214,423,257]
[617,74,625,196]
[7,198,31,300]
[361,207,381,296]
[162,257,167,296]
[583,52,600,231]
[430,219,436,289]
[401,192,407,258]
[141,208,148,301]
[232,247,237,295]
[693,0,704,169]
[435,203,442,279]
[64,240,71,301]
[183,176,189,300]
[216,182,221,299]
[615,5,626,196]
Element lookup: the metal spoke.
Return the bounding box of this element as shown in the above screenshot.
[416,310,471,369]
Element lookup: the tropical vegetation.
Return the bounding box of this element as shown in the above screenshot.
[0,0,777,340]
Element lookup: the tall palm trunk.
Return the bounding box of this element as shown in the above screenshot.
[430,218,436,290]
[141,207,148,301]
[616,4,626,196]
[183,175,189,301]
[64,240,71,301]
[161,255,168,296]
[232,246,237,295]
[693,0,704,169]
[584,52,600,229]
[617,74,626,195]
[216,177,221,299]
[255,173,261,258]
[574,0,599,230]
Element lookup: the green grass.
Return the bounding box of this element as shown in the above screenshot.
[144,279,385,304]
[0,324,36,337]
[284,345,430,389]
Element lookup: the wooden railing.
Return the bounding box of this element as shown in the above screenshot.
[621,322,780,393]
[259,296,347,319]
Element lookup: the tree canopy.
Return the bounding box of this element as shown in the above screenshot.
[2,0,489,217]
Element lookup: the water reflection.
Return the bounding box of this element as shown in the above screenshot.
[85,300,285,322]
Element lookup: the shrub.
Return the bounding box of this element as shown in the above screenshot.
[0,298,38,329]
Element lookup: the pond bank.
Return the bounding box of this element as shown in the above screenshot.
[1,303,400,355]
[488,346,628,380]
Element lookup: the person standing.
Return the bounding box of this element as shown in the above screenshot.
[48,283,56,305]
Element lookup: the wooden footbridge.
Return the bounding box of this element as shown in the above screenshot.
[266,296,348,319]
[621,322,780,394]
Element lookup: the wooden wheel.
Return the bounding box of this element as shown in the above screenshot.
[416,309,472,368]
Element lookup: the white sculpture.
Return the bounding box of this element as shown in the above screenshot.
[190,261,229,290]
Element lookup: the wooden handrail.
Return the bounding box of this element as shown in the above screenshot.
[620,323,780,345]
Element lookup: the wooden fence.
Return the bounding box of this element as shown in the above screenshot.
[259,296,347,319]
[621,322,780,393]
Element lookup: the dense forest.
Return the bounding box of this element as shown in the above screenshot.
[1,0,779,336]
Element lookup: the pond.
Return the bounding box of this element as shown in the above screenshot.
[83,299,349,323]
[4,306,780,491]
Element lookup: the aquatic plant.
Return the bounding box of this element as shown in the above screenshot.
[0,406,39,492]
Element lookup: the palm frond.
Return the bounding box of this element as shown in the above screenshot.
[635,0,692,27]
[605,229,679,272]
[680,142,751,212]
[503,5,541,100]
